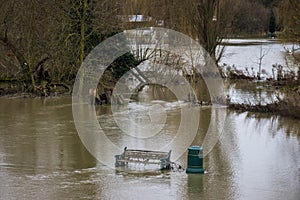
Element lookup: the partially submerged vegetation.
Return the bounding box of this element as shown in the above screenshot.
[0,0,299,118]
[220,0,300,119]
[224,68,300,118]
[0,0,292,95]
[227,82,300,119]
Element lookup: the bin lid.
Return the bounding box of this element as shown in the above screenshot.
[188,146,203,151]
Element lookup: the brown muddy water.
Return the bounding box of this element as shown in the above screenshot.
[0,96,299,200]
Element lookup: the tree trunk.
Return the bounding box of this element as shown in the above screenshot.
[78,0,88,96]
[0,35,27,70]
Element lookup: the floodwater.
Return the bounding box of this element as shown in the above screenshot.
[0,39,299,200]
[226,79,278,104]
[0,96,299,200]
[220,39,299,75]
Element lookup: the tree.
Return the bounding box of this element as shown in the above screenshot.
[187,0,225,64]
[232,0,269,36]
[280,0,300,79]
[0,0,52,92]
[268,9,276,34]
[0,0,123,94]
[40,1,121,84]
[261,0,282,7]
[281,0,300,44]
[120,0,244,65]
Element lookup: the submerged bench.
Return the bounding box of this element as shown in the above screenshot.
[115,147,172,170]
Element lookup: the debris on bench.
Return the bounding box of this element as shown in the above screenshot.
[115,147,172,170]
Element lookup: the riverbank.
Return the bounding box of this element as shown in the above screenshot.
[226,78,300,119]
[0,92,71,99]
[0,80,72,98]
[1,76,300,119]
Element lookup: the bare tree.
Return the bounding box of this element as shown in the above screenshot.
[280,0,300,80]
[0,0,52,92]
[184,0,238,65]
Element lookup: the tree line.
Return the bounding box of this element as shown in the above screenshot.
[0,0,299,95]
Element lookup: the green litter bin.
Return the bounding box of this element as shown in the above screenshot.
[186,146,205,174]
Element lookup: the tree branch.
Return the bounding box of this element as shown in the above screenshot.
[0,35,27,69]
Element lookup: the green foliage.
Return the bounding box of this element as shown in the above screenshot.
[232,1,269,35]
[260,0,282,7]
[107,52,138,80]
[269,9,276,33]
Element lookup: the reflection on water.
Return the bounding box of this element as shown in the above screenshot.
[0,97,299,199]
[225,80,278,104]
